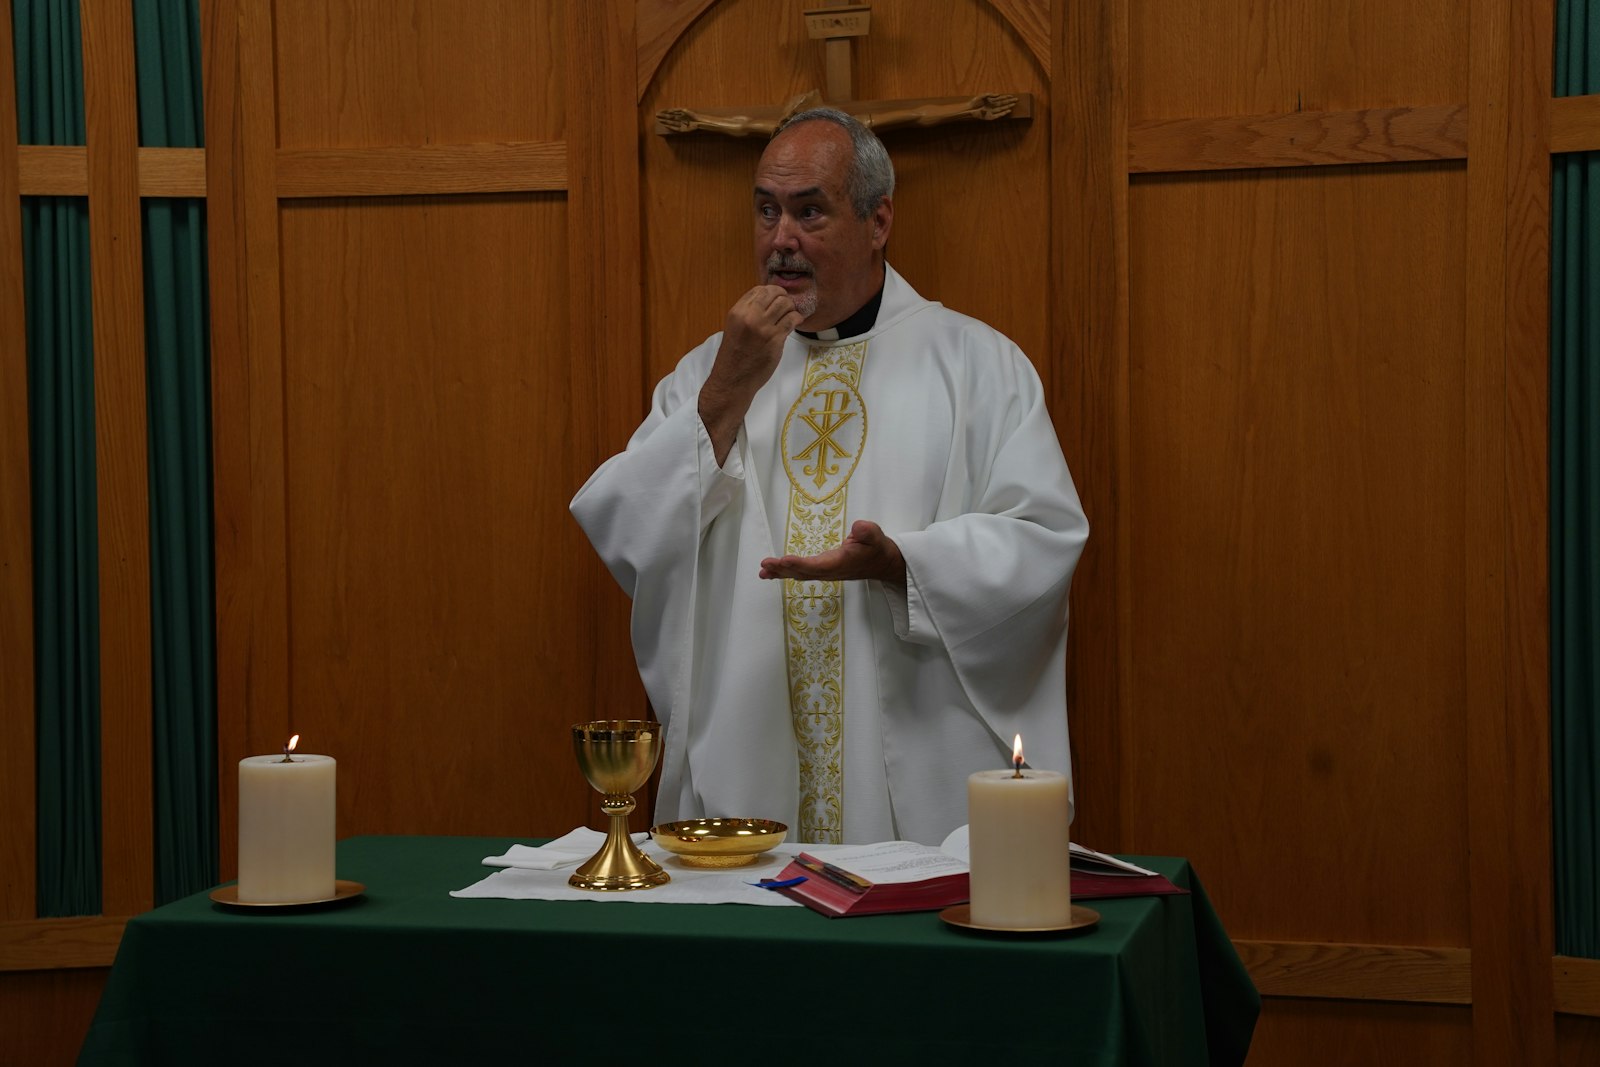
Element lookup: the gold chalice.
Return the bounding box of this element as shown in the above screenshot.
[569,720,670,891]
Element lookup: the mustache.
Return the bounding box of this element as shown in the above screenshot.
[765,253,813,274]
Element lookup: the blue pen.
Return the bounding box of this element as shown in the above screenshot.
[752,876,808,890]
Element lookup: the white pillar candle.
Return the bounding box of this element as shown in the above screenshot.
[237,742,337,904]
[967,737,1072,928]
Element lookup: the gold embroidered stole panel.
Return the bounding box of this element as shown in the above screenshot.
[779,340,868,844]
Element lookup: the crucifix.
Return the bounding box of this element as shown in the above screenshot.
[654,3,1032,137]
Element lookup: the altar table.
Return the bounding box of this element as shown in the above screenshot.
[79,835,1258,1065]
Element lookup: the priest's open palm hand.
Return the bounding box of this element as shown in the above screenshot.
[760,519,906,585]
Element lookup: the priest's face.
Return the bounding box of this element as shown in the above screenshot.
[752,121,892,332]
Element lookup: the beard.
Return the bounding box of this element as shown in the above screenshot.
[765,252,818,321]
[790,287,818,321]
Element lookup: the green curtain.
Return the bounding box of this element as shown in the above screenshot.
[1552,0,1600,959]
[134,0,216,906]
[15,0,100,917]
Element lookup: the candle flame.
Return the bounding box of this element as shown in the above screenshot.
[1012,734,1024,766]
[286,734,300,753]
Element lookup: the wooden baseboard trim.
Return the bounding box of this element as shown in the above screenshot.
[1234,939,1473,1004]
[0,916,126,971]
[1235,944,1600,1014]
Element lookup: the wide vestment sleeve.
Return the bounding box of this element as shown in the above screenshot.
[866,313,1088,841]
[568,337,798,827]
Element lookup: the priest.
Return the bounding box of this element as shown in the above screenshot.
[571,108,1088,846]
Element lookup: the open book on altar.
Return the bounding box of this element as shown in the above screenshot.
[771,841,969,917]
[769,833,1190,918]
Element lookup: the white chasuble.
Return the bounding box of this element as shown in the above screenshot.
[571,265,1089,846]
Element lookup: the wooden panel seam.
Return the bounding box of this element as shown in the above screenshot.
[1550,94,1600,154]
[0,917,125,971]
[636,0,718,102]
[1129,104,1468,174]
[0,0,37,924]
[1235,940,1473,1005]
[1052,0,1128,850]
[201,0,294,882]
[569,0,652,798]
[1464,0,1557,1059]
[982,0,1050,78]
[275,142,567,198]
[83,0,156,921]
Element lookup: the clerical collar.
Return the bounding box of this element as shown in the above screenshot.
[797,284,884,342]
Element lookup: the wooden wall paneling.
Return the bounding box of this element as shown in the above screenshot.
[639,0,1053,103]
[272,0,552,149]
[1128,104,1469,175]
[857,2,1053,388]
[277,192,585,837]
[1560,1016,1600,1066]
[132,148,207,196]
[1125,163,1471,948]
[1249,999,1473,1065]
[1503,0,1558,1038]
[0,0,36,925]
[0,969,109,1067]
[983,0,1049,76]
[202,0,292,879]
[1128,0,1467,120]
[1463,0,1556,1057]
[274,142,566,197]
[269,1,590,839]
[1556,957,1600,1017]
[81,0,154,918]
[0,915,124,970]
[1051,0,1127,851]
[16,145,207,196]
[1550,93,1600,153]
[1235,940,1473,1004]
[15,145,90,194]
[636,0,717,102]
[566,0,650,752]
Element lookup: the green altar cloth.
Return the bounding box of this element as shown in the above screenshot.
[79,836,1258,1065]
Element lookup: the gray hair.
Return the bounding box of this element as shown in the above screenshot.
[774,106,895,219]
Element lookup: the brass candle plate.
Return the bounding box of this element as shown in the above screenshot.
[209,880,366,910]
[939,903,1099,936]
[650,818,788,868]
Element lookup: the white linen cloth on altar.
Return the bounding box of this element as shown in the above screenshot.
[450,828,803,906]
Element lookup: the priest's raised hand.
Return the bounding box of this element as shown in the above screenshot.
[758,519,906,585]
[698,284,803,465]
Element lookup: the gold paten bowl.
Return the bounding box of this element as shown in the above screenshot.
[649,818,788,868]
